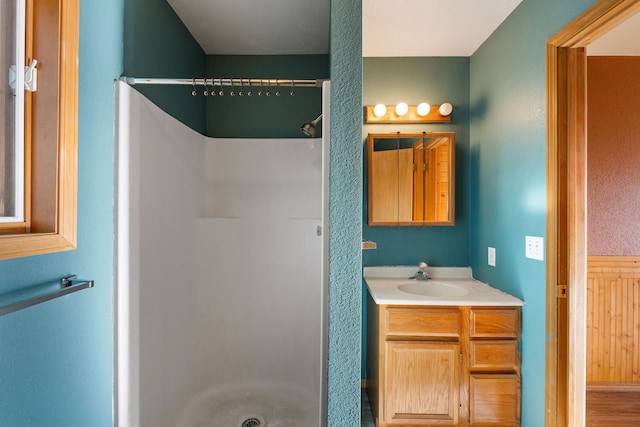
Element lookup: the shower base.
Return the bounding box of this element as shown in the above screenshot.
[173,382,319,427]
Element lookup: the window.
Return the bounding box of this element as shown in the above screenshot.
[0,0,79,259]
[1,0,25,225]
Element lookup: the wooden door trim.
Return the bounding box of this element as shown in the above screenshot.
[546,1,640,426]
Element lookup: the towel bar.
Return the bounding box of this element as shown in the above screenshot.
[0,275,94,317]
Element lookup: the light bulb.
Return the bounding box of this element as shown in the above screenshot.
[395,102,408,116]
[373,104,387,117]
[417,102,431,116]
[439,102,453,116]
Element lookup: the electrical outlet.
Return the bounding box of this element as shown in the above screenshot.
[488,247,496,267]
[526,236,544,261]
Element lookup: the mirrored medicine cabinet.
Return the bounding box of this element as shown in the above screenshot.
[366,132,455,226]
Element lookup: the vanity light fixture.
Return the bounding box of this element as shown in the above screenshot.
[373,104,387,117]
[439,102,453,117]
[364,102,453,123]
[417,102,431,116]
[395,102,409,116]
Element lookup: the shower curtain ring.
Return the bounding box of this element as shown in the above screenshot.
[238,79,244,97]
[208,78,216,96]
[258,80,264,96]
[229,78,236,96]
[275,79,281,97]
[290,80,295,97]
[266,79,271,97]
[218,78,224,96]
[247,79,253,97]
[202,78,209,96]
[191,78,197,97]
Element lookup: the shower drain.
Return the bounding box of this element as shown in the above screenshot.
[237,414,265,427]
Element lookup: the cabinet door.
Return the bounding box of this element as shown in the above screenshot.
[385,341,460,425]
[469,374,520,426]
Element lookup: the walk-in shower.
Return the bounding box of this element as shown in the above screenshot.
[115,79,329,427]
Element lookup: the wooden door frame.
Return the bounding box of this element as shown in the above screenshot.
[546,1,640,426]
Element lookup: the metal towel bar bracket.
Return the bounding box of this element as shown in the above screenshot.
[0,275,94,317]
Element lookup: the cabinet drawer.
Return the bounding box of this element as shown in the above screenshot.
[470,341,519,371]
[470,374,520,426]
[470,308,519,338]
[385,307,460,338]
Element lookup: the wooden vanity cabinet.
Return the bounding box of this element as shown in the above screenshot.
[366,300,521,426]
[468,308,521,426]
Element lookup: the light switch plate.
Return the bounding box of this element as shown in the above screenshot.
[526,236,544,261]
[488,247,496,267]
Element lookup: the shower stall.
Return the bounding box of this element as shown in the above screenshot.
[115,80,329,427]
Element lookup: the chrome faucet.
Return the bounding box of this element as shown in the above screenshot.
[412,262,430,280]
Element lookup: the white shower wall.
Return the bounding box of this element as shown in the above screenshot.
[204,138,322,219]
[116,81,326,427]
[192,217,321,391]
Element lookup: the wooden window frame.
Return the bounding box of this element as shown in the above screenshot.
[0,0,78,259]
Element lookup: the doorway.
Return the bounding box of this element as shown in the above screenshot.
[546,1,640,426]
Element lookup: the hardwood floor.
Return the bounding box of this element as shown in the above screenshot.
[586,383,640,427]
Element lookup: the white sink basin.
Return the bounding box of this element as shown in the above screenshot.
[363,266,525,306]
[397,281,470,297]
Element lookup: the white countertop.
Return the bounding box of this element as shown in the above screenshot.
[364,266,524,306]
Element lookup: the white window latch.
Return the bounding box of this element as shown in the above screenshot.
[9,59,38,92]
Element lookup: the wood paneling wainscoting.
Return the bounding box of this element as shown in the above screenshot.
[586,382,640,427]
[587,256,640,382]
[586,256,640,426]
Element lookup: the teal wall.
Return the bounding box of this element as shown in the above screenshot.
[362,57,470,268]
[469,0,598,425]
[0,0,204,425]
[205,55,329,138]
[328,1,362,425]
[0,1,124,425]
[123,0,207,133]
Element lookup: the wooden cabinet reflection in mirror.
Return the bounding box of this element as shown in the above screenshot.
[367,132,455,226]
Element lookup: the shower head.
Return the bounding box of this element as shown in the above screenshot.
[300,114,322,137]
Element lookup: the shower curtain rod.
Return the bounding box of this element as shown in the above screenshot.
[120,76,326,88]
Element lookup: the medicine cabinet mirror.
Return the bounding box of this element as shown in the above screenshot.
[366,132,455,226]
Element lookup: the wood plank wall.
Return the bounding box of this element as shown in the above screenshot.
[586,256,640,383]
